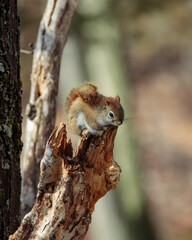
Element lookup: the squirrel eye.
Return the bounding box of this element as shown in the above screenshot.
[108,111,114,118]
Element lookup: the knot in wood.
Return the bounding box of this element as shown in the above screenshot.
[26,103,36,120]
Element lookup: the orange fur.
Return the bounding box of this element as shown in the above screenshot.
[66,83,124,136]
[66,83,101,111]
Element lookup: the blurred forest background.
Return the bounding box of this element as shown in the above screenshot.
[18,0,192,240]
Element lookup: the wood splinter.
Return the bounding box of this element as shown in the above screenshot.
[10,122,121,240]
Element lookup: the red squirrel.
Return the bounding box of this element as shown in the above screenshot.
[66,83,124,136]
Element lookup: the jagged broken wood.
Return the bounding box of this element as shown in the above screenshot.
[10,123,121,240]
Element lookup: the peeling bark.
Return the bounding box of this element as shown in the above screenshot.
[21,0,78,217]
[10,123,121,240]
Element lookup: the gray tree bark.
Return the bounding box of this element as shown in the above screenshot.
[21,0,78,217]
[0,0,22,239]
[10,123,121,240]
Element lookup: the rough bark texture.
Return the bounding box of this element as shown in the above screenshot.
[10,123,121,240]
[0,0,22,239]
[21,0,78,217]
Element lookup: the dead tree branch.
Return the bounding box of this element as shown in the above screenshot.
[21,0,78,217]
[10,123,121,240]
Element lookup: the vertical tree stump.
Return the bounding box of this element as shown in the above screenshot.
[10,123,121,240]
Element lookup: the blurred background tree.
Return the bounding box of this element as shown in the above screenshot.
[19,0,192,240]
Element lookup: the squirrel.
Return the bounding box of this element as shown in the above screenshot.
[66,83,124,136]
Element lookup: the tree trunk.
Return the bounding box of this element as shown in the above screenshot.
[0,0,22,239]
[21,0,78,217]
[10,123,121,240]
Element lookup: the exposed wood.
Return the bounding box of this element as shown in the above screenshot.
[10,123,121,240]
[21,0,78,217]
[0,0,22,238]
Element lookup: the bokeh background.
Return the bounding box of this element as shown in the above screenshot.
[19,0,192,240]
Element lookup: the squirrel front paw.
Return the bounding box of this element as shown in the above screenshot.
[81,129,103,138]
[81,129,91,138]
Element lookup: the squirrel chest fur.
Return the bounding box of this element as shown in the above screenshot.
[66,83,124,136]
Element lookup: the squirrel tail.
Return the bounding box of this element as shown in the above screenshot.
[66,83,99,110]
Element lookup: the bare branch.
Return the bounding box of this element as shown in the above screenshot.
[21,0,78,217]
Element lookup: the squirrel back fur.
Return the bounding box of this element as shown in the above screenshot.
[66,83,102,111]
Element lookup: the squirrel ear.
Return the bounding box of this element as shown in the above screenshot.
[106,97,111,106]
[103,97,108,109]
[115,95,120,103]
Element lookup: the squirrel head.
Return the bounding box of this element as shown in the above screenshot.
[100,95,124,127]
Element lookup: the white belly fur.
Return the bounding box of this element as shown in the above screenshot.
[77,112,102,135]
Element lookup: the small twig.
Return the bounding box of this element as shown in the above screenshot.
[20,49,34,55]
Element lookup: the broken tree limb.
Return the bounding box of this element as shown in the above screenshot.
[21,0,78,217]
[10,122,121,240]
